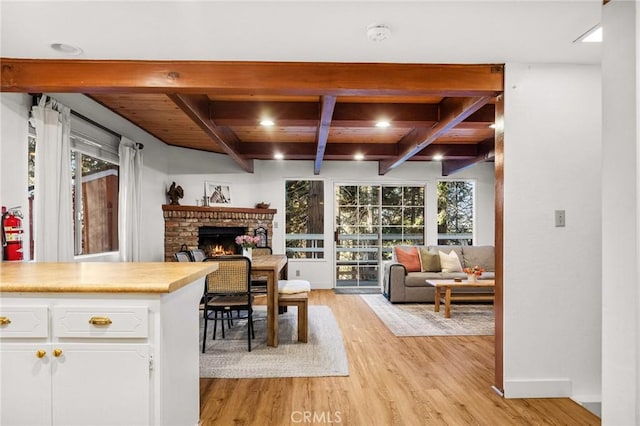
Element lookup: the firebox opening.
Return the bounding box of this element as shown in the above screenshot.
[198,226,247,257]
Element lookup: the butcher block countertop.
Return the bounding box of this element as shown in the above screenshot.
[0,262,218,293]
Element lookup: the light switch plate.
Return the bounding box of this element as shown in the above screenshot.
[555,210,566,227]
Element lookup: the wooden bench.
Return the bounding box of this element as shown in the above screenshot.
[278,292,308,343]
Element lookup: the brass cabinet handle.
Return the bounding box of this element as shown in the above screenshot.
[36,350,46,358]
[88,316,112,326]
[0,316,11,325]
[53,349,63,357]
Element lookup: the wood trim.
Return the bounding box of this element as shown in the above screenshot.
[1,59,504,95]
[494,94,505,393]
[161,205,276,214]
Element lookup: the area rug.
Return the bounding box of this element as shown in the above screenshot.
[199,305,349,378]
[360,294,494,337]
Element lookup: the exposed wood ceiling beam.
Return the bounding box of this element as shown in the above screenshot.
[378,96,494,175]
[314,96,337,175]
[1,59,503,96]
[167,94,254,173]
[239,142,483,160]
[208,101,496,128]
[441,138,495,176]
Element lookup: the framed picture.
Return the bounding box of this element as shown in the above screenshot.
[204,182,232,205]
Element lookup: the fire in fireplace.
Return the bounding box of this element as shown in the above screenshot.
[198,226,246,257]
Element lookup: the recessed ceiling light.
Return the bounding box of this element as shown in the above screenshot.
[375,120,391,128]
[354,153,365,161]
[574,24,602,43]
[260,119,275,127]
[274,152,284,160]
[50,43,83,56]
[433,154,444,161]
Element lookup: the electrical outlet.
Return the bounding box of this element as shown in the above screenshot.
[295,270,300,277]
[555,210,566,227]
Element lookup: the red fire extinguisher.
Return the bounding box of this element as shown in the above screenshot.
[2,206,24,261]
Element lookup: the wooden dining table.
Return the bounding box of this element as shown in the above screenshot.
[250,254,288,347]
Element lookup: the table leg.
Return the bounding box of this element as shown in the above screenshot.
[267,271,279,347]
[444,287,452,318]
[434,287,441,312]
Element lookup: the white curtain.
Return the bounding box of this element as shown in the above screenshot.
[118,137,143,262]
[30,96,74,262]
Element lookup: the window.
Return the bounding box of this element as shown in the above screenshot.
[437,180,475,245]
[335,184,424,287]
[285,180,324,259]
[29,113,120,256]
[380,185,425,259]
[71,151,119,255]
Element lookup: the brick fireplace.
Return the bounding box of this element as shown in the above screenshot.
[162,205,276,262]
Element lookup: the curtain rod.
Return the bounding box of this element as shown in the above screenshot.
[30,93,144,150]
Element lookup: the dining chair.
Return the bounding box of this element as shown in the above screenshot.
[202,256,255,352]
[174,251,192,262]
[250,246,273,294]
[190,248,206,261]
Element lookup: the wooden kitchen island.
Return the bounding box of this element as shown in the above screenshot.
[0,262,217,426]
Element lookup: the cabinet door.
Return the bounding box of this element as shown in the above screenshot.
[0,344,52,426]
[51,344,150,426]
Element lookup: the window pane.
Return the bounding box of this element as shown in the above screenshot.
[381,207,402,226]
[437,180,474,245]
[381,186,403,206]
[357,206,379,227]
[76,153,119,255]
[337,185,357,205]
[403,187,424,206]
[358,185,379,205]
[285,180,324,259]
[402,207,424,226]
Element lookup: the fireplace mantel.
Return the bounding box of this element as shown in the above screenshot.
[162,204,277,261]
[162,205,277,215]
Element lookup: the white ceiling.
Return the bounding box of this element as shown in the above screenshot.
[1,1,602,64]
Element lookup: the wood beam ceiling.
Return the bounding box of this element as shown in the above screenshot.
[314,96,337,175]
[1,59,504,96]
[378,96,493,175]
[1,59,503,174]
[167,93,253,173]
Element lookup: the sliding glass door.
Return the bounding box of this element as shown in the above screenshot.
[335,184,425,288]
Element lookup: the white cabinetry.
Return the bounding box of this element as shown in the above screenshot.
[0,280,203,426]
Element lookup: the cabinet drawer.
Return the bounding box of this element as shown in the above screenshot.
[0,306,49,338]
[52,306,148,338]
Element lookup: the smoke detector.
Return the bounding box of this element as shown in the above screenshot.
[367,24,391,42]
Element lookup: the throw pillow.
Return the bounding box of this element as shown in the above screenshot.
[418,247,441,272]
[394,246,421,272]
[439,250,463,273]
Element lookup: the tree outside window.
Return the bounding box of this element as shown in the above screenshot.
[437,180,474,245]
[285,180,324,259]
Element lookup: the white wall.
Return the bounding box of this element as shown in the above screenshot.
[601,1,639,424]
[169,153,495,289]
[0,93,32,260]
[503,64,602,404]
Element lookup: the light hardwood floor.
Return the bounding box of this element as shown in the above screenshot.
[200,290,600,425]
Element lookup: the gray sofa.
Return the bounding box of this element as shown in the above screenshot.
[382,245,495,303]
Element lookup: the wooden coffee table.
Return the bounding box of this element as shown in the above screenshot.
[425,279,495,318]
